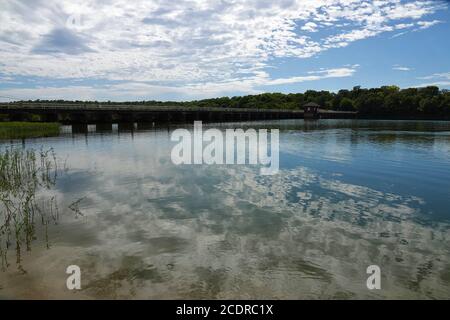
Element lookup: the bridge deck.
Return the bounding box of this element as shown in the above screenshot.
[0,103,357,123]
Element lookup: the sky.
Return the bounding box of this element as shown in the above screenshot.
[0,0,449,102]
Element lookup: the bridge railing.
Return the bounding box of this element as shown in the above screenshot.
[0,103,307,113]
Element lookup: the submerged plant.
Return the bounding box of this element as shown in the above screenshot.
[69,197,85,219]
[0,147,59,271]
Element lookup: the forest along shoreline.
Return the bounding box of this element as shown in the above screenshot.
[0,85,449,123]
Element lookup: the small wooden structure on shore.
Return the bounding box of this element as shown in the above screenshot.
[303,102,320,119]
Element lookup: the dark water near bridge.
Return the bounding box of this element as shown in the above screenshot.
[1,119,449,299]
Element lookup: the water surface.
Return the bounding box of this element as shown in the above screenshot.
[1,119,449,299]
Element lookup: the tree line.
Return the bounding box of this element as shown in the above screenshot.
[11,85,450,117]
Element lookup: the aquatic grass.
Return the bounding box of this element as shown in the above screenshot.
[0,147,59,271]
[0,122,60,140]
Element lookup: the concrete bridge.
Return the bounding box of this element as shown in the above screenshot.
[0,103,357,123]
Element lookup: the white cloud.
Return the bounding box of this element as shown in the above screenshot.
[415,81,450,88]
[395,23,415,30]
[301,22,318,33]
[418,72,450,80]
[415,72,450,88]
[0,66,358,101]
[0,0,447,99]
[417,19,443,29]
[393,65,412,71]
[267,67,357,85]
[391,18,444,38]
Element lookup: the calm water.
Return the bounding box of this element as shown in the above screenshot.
[1,119,449,299]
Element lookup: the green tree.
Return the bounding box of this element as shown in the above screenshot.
[339,97,355,111]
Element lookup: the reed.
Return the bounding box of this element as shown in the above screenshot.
[0,147,59,271]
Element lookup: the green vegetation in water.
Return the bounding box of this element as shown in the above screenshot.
[0,122,60,140]
[0,147,59,272]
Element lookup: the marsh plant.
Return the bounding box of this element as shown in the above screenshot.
[0,147,60,272]
[0,122,60,140]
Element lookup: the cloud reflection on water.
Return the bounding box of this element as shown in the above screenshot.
[1,120,449,299]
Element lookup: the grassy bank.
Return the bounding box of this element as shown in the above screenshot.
[0,122,60,140]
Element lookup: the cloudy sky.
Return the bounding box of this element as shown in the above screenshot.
[0,0,449,101]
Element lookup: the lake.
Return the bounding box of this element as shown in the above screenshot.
[0,119,449,299]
